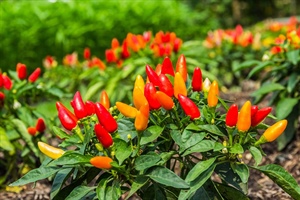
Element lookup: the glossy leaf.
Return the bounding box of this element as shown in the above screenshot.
[114,139,132,165]
[125,176,149,200]
[135,153,161,171]
[65,185,96,200]
[251,83,285,96]
[185,157,216,182]
[276,98,298,120]
[140,125,164,145]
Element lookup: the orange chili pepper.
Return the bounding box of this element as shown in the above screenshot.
[27,127,37,136]
[133,86,148,110]
[100,90,110,110]
[135,104,149,131]
[155,91,174,110]
[90,156,113,169]
[174,72,187,99]
[255,120,287,145]
[175,54,188,82]
[116,102,138,118]
[236,101,251,132]
[207,80,219,107]
[134,75,145,93]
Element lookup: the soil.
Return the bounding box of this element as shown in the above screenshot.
[0,80,299,200]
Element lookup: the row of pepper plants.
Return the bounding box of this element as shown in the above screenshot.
[0,17,299,198]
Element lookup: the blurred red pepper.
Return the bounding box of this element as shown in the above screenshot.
[2,74,13,90]
[173,38,182,53]
[161,57,175,76]
[95,103,118,133]
[155,91,174,110]
[178,94,200,120]
[146,64,162,87]
[121,41,130,59]
[144,83,161,110]
[70,91,88,119]
[237,101,251,132]
[225,104,238,127]
[158,74,174,97]
[251,107,272,127]
[0,73,3,87]
[36,118,46,133]
[105,49,118,63]
[100,90,110,110]
[28,67,41,83]
[135,104,149,131]
[207,80,219,107]
[133,86,148,110]
[191,67,202,92]
[94,123,113,148]
[27,127,37,136]
[83,47,91,60]
[174,72,187,99]
[111,38,120,49]
[16,63,27,80]
[85,101,96,116]
[251,105,258,118]
[175,54,187,82]
[0,92,5,101]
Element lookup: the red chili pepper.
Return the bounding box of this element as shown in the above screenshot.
[58,107,78,131]
[0,73,3,88]
[70,91,88,119]
[100,90,110,110]
[146,64,162,87]
[225,104,238,127]
[251,107,272,127]
[27,127,37,136]
[135,104,149,131]
[85,101,96,116]
[161,57,175,76]
[83,47,91,60]
[28,68,41,83]
[144,83,161,110]
[16,63,27,80]
[178,94,200,120]
[36,118,46,133]
[158,74,174,97]
[133,86,148,110]
[95,102,118,133]
[174,72,187,99]
[105,49,118,63]
[173,38,182,53]
[94,123,113,148]
[2,74,13,90]
[155,91,174,110]
[251,105,258,118]
[0,92,5,101]
[191,67,202,92]
[121,41,130,59]
[175,54,187,82]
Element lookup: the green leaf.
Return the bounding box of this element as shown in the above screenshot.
[249,146,262,166]
[52,126,70,139]
[229,143,244,154]
[50,151,92,166]
[135,153,161,171]
[105,181,122,200]
[233,60,260,72]
[170,129,183,147]
[276,98,298,120]
[125,176,149,200]
[247,61,273,78]
[232,163,249,183]
[185,157,216,182]
[286,49,300,65]
[0,127,15,153]
[198,124,225,136]
[10,166,61,186]
[182,140,215,156]
[253,164,300,199]
[147,166,189,189]
[179,164,216,200]
[96,179,108,200]
[65,185,96,200]
[251,83,285,97]
[114,139,132,165]
[51,168,73,199]
[214,142,224,152]
[140,125,164,145]
[287,73,299,93]
[83,82,104,101]
[180,130,206,153]
[214,182,250,200]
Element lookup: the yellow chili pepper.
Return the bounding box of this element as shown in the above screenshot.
[135,104,149,131]
[116,102,138,118]
[90,156,113,170]
[174,72,187,99]
[255,120,288,145]
[236,101,251,132]
[134,75,145,93]
[133,86,148,110]
[38,142,65,160]
[202,78,211,94]
[207,80,219,107]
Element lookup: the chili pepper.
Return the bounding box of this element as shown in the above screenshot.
[191,67,202,92]
[70,91,88,119]
[83,47,91,60]
[144,83,161,110]
[94,123,113,148]
[36,118,46,133]
[85,101,96,116]
[28,67,41,83]
[121,41,130,59]
[58,106,78,131]
[38,141,65,160]
[161,57,175,76]
[174,72,187,99]
[207,80,219,107]
[251,107,272,127]
[27,127,37,136]
[178,94,200,120]
[175,54,187,82]
[134,75,145,93]
[90,156,113,169]
[202,78,211,94]
[255,120,287,145]
[155,91,174,110]
[155,64,162,76]
[236,101,251,132]
[158,74,174,97]
[173,38,182,53]
[251,105,258,118]
[133,86,148,110]
[116,102,138,118]
[0,92,5,101]
[105,49,117,63]
[100,90,110,110]
[135,104,149,131]
[2,74,12,90]
[146,64,162,87]
[0,73,3,88]
[225,104,238,127]
[16,63,27,80]
[95,102,118,133]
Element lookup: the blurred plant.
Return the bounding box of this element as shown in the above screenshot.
[11,55,300,200]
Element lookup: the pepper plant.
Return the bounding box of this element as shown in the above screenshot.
[10,55,300,199]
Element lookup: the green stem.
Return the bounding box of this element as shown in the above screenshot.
[171,107,182,128]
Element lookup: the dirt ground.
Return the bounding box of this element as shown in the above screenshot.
[0,81,299,200]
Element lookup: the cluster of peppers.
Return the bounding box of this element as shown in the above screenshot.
[27,118,46,136]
